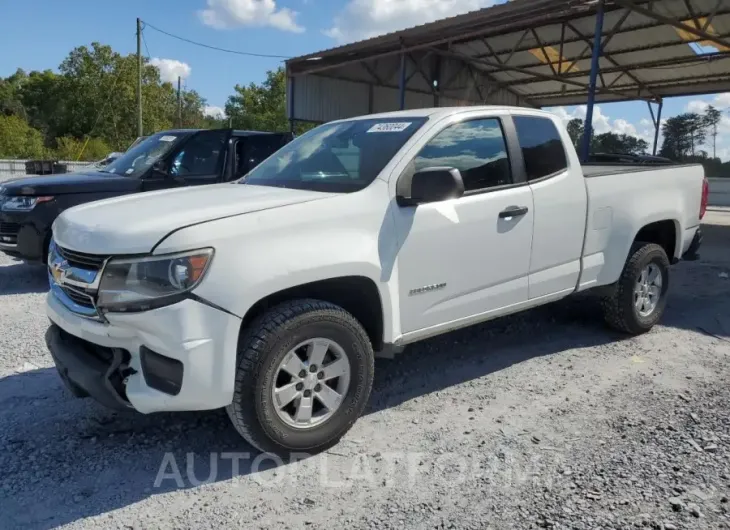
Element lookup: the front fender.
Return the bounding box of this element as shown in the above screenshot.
[153,183,398,343]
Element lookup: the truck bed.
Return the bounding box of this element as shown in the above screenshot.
[578,162,705,292]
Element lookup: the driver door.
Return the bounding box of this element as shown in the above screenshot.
[393,116,534,335]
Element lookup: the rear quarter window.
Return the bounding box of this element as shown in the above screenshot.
[513,116,568,181]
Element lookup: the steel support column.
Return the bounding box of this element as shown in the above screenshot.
[580,0,605,162]
[399,52,407,110]
[652,99,663,156]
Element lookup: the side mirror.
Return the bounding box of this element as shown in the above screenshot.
[399,167,465,206]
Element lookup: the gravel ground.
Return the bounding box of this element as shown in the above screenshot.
[1,211,729,530]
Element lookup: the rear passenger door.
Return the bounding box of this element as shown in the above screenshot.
[512,114,587,299]
[394,115,535,335]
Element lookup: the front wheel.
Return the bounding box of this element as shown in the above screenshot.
[226,299,374,455]
[601,242,670,334]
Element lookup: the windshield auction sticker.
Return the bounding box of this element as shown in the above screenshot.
[367,122,412,133]
[159,135,178,142]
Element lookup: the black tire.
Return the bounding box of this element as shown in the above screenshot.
[42,231,53,265]
[226,299,375,455]
[601,242,670,334]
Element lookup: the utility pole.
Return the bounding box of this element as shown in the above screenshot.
[136,18,143,137]
[177,76,182,128]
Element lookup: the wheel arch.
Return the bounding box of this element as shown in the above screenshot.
[632,218,680,261]
[239,275,386,353]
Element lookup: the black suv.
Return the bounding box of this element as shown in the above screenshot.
[0,129,292,262]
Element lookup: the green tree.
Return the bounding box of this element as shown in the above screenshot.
[703,105,722,159]
[2,42,212,153]
[179,89,222,129]
[1,41,307,161]
[660,113,702,160]
[0,115,49,158]
[592,132,648,155]
[686,113,706,156]
[0,68,28,118]
[54,42,180,150]
[566,118,584,150]
[55,135,112,161]
[18,69,62,137]
[225,67,289,131]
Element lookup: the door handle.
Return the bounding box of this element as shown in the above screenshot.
[499,206,529,219]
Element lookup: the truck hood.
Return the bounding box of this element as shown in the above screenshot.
[0,170,140,195]
[53,183,334,255]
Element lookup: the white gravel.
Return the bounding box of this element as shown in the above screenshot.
[1,212,729,530]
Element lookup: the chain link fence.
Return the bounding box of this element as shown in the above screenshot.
[0,159,93,183]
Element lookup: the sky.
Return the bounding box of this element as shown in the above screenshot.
[1,0,729,160]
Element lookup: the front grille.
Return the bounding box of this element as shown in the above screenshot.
[57,245,110,269]
[0,222,20,235]
[61,285,96,309]
[50,242,107,319]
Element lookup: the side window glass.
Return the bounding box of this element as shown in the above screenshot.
[235,135,289,178]
[170,130,227,178]
[414,119,512,192]
[513,116,568,180]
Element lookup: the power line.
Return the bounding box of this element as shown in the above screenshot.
[142,21,291,59]
[141,27,152,59]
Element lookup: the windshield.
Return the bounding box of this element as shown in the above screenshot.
[103,133,186,178]
[242,118,428,193]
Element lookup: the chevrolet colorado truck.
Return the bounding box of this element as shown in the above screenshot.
[44,107,707,454]
[0,129,291,262]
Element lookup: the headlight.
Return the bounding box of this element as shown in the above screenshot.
[1,196,53,211]
[97,248,213,312]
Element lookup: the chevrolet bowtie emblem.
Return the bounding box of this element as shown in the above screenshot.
[51,259,70,284]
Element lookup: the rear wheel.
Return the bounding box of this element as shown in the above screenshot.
[226,299,374,455]
[601,243,670,334]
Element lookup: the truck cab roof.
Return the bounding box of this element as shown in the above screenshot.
[340,105,551,118]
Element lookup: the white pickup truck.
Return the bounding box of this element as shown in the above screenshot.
[45,106,707,454]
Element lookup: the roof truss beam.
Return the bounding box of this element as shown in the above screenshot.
[502,50,730,87]
[560,6,634,74]
[563,21,656,98]
[428,46,650,102]
[291,3,730,78]
[702,0,723,31]
[360,61,384,85]
[474,8,730,70]
[507,28,730,71]
[613,0,730,51]
[406,52,436,93]
[466,65,486,102]
[532,71,730,102]
[530,28,558,76]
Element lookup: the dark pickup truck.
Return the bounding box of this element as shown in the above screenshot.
[0,128,292,262]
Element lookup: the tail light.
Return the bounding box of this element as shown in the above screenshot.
[700,177,709,220]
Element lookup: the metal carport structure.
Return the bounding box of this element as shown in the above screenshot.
[285,0,730,160]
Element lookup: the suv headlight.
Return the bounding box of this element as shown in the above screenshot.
[97,248,214,312]
[2,196,54,211]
